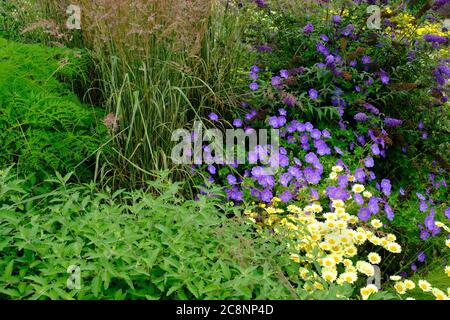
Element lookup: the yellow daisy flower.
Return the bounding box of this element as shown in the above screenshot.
[368,252,381,264]
[371,219,383,229]
[418,280,432,292]
[352,184,365,193]
[404,280,415,290]
[394,282,406,295]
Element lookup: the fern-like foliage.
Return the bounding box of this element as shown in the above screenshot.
[0,37,107,181]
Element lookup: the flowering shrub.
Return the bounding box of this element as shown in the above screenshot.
[193,0,450,300]
[196,100,449,299]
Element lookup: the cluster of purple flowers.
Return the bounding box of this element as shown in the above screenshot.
[432,62,450,102]
[197,2,450,252]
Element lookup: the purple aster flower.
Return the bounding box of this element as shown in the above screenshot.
[288,166,302,179]
[354,193,364,206]
[279,190,294,203]
[385,203,394,221]
[334,146,343,155]
[399,187,405,196]
[371,144,380,156]
[305,122,313,132]
[325,54,335,65]
[279,173,292,187]
[381,179,391,196]
[268,116,286,129]
[251,65,260,73]
[358,207,371,221]
[271,76,282,87]
[424,213,436,231]
[303,23,314,34]
[260,189,273,203]
[316,42,330,56]
[357,135,366,146]
[257,175,275,188]
[322,129,331,138]
[305,152,319,165]
[311,128,322,140]
[411,263,418,272]
[417,251,426,263]
[304,167,321,184]
[368,197,380,214]
[233,119,243,127]
[420,228,430,240]
[332,15,341,24]
[320,34,329,42]
[418,120,424,130]
[445,207,450,220]
[364,156,374,168]
[431,225,442,237]
[280,69,289,79]
[227,174,237,185]
[416,193,426,201]
[338,175,348,188]
[326,186,350,201]
[209,112,219,121]
[354,168,366,183]
[378,69,390,84]
[419,201,428,212]
[314,139,331,156]
[300,133,309,144]
[349,60,357,68]
[249,82,259,91]
[362,55,371,65]
[310,188,319,201]
[246,109,257,121]
[309,88,318,100]
[207,164,216,175]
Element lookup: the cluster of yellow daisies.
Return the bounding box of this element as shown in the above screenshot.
[244,165,403,299]
[243,165,450,300]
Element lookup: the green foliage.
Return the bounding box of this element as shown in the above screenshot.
[0,168,304,300]
[0,0,34,40]
[0,37,107,182]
